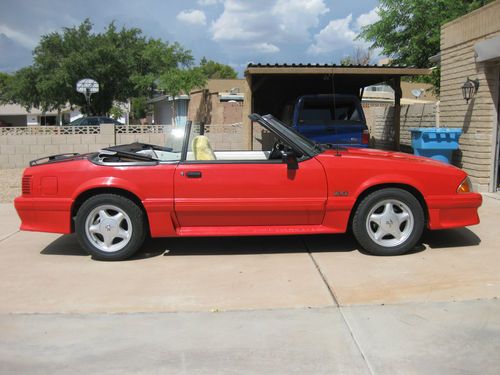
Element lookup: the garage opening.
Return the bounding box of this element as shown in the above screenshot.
[244,64,430,150]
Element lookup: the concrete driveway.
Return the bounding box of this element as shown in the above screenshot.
[0,195,499,373]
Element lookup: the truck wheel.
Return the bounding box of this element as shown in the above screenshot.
[75,194,146,261]
[352,188,424,256]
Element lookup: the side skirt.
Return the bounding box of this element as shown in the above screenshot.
[176,225,342,237]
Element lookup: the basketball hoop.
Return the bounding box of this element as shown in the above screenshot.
[76,78,99,114]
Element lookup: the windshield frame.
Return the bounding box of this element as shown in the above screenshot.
[250,114,321,157]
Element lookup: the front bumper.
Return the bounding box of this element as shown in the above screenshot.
[426,193,482,230]
[14,196,73,234]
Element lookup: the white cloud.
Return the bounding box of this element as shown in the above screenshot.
[271,0,329,42]
[211,0,329,53]
[356,7,380,29]
[308,14,357,54]
[253,42,280,53]
[0,24,38,49]
[308,7,379,55]
[176,10,207,26]
[197,0,221,5]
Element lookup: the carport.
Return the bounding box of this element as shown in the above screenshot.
[243,64,430,150]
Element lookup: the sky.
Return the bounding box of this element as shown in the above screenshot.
[0,0,381,76]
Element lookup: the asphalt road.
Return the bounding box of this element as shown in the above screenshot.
[1,195,499,374]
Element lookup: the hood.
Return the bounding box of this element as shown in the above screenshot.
[324,147,457,169]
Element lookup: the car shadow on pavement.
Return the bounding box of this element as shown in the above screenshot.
[157,233,359,257]
[40,227,480,260]
[40,233,359,260]
[40,234,88,256]
[422,227,481,249]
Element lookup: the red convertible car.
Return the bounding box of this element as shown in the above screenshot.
[14,114,482,261]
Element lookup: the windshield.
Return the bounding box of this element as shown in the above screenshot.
[70,117,85,125]
[98,125,186,163]
[260,114,320,156]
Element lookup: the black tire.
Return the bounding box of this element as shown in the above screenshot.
[352,188,424,256]
[75,194,146,261]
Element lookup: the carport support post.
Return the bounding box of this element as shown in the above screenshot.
[393,77,402,151]
[243,74,253,150]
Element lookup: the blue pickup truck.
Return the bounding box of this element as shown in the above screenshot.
[287,94,369,148]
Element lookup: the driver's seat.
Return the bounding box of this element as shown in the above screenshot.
[192,135,216,161]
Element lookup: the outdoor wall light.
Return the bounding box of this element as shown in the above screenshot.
[461,77,479,103]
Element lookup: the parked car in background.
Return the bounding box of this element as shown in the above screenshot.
[15,113,481,261]
[70,116,122,126]
[284,94,369,147]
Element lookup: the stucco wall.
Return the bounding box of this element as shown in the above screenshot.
[188,91,243,125]
[440,0,500,191]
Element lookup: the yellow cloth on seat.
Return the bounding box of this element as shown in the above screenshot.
[192,135,216,160]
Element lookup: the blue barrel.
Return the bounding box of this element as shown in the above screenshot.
[410,128,462,164]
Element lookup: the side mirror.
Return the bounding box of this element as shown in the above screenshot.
[282,151,299,170]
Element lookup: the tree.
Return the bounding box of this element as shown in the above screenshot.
[359,0,493,92]
[109,105,125,120]
[1,67,42,109]
[1,20,194,115]
[130,96,149,120]
[158,68,207,125]
[340,47,372,66]
[0,72,13,103]
[199,57,238,79]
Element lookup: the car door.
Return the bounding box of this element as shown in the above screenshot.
[174,157,328,227]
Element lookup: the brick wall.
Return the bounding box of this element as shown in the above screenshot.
[195,123,245,151]
[372,103,438,150]
[0,123,244,169]
[439,0,500,191]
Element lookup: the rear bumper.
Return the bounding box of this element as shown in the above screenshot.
[14,196,73,234]
[426,193,482,230]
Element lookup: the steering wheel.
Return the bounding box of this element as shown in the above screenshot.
[269,141,285,160]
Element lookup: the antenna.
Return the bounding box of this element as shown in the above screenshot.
[331,71,336,122]
[76,78,99,115]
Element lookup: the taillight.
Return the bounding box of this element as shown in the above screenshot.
[22,175,32,195]
[362,129,369,145]
[457,177,472,193]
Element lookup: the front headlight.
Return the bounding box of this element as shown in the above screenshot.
[457,176,472,193]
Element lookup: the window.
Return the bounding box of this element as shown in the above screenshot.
[184,123,286,162]
[84,118,100,126]
[40,115,57,126]
[299,99,362,125]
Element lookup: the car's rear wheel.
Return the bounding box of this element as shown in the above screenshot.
[75,194,146,261]
[352,188,424,256]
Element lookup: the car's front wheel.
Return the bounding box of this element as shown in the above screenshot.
[352,188,424,256]
[75,194,146,261]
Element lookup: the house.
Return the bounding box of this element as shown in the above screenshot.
[0,103,129,126]
[0,104,71,126]
[149,79,246,126]
[436,0,500,192]
[149,94,190,126]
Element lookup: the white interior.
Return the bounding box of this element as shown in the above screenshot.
[137,149,270,162]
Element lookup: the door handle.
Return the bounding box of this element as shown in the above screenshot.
[186,171,202,178]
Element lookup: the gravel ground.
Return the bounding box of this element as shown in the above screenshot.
[0,169,23,203]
